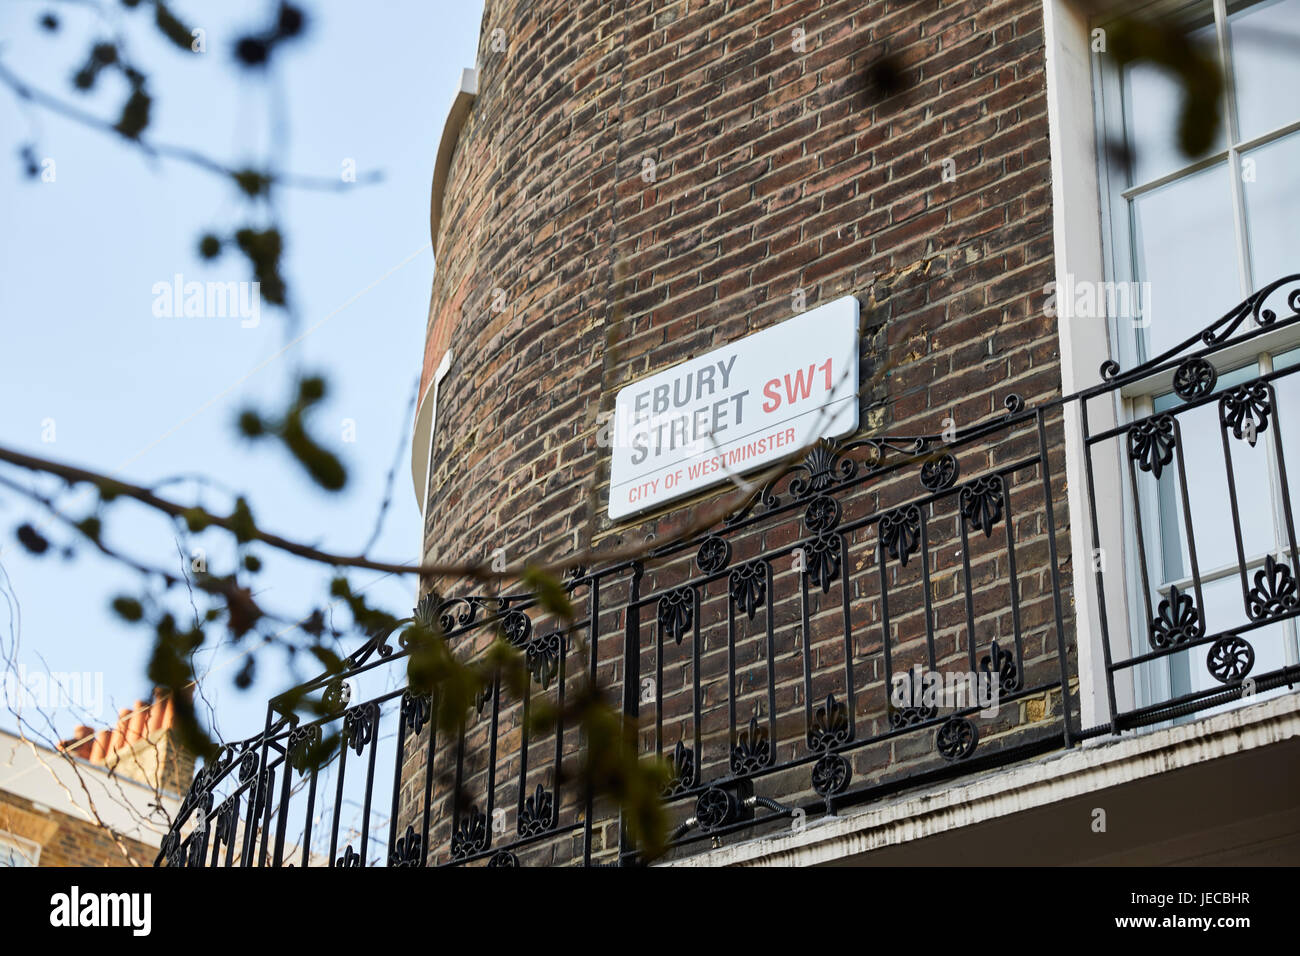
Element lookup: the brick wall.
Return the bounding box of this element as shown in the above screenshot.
[409,0,1070,864]
[424,0,1057,571]
[0,790,156,867]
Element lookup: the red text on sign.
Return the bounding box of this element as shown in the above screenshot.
[761,358,833,413]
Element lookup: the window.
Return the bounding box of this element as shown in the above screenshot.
[0,831,40,867]
[1094,0,1300,710]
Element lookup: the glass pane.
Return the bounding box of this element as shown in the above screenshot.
[1272,347,1300,553]
[1152,363,1274,583]
[1131,163,1240,362]
[1242,131,1300,289]
[1203,574,1290,647]
[1229,0,1300,142]
[1123,20,1223,186]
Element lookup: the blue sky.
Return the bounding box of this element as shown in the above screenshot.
[0,1,484,745]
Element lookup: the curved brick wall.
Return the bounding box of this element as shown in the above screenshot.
[422,0,1059,576]
[411,0,1070,865]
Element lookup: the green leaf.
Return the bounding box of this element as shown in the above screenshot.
[234,227,286,305]
[297,376,326,404]
[236,409,264,438]
[95,479,125,502]
[198,234,222,259]
[111,596,144,621]
[309,646,343,675]
[523,566,574,621]
[15,523,49,555]
[232,168,271,198]
[182,508,211,532]
[113,87,152,139]
[280,414,347,491]
[228,497,257,543]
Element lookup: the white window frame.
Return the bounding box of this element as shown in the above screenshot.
[1047,0,1300,728]
[1045,0,1135,729]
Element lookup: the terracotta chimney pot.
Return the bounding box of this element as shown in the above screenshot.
[72,724,94,759]
[109,707,131,753]
[127,701,147,743]
[91,729,111,764]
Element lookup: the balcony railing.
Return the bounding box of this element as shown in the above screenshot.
[157,275,1300,867]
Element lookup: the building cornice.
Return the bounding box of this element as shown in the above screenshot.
[430,67,478,259]
[663,693,1300,866]
[411,67,477,506]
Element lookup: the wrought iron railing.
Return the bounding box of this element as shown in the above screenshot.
[157,275,1300,867]
[1082,274,1300,729]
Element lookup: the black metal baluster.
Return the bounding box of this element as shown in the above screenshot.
[800,557,814,746]
[552,634,567,826]
[919,511,937,673]
[999,476,1026,678]
[418,696,438,867]
[483,674,501,852]
[582,578,600,867]
[329,726,353,866]
[691,587,701,782]
[1125,425,1159,666]
[764,561,777,763]
[726,590,737,767]
[655,601,664,765]
[224,793,241,867]
[618,564,643,864]
[272,739,293,866]
[1268,384,1300,590]
[878,526,895,710]
[959,512,978,673]
[195,801,212,868]
[840,539,855,739]
[357,709,380,865]
[517,676,531,833]
[241,712,272,866]
[1081,400,1120,728]
[1038,411,1074,747]
[301,758,319,867]
[257,763,276,867]
[387,705,410,865]
[208,803,222,868]
[449,719,466,858]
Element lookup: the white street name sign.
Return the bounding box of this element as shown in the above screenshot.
[607,296,860,519]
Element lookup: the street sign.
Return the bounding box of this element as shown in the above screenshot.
[607,296,860,519]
